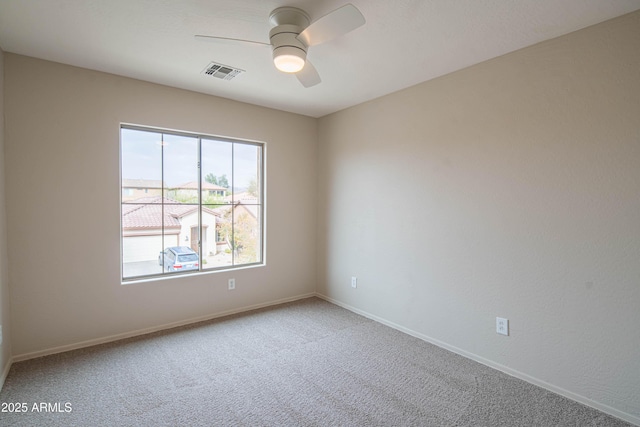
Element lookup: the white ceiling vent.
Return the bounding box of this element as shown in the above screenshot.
[202,62,244,81]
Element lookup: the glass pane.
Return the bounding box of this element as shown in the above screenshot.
[202,205,233,269]
[201,138,233,205]
[233,204,261,266]
[163,134,199,204]
[121,128,163,203]
[179,253,198,262]
[233,143,262,204]
[122,204,164,278]
[163,201,198,273]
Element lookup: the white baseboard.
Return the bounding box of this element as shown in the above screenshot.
[316,293,640,427]
[12,292,316,363]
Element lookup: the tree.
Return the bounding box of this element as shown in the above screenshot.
[202,193,225,205]
[205,173,218,185]
[247,178,258,197]
[218,205,259,264]
[205,173,229,189]
[217,174,229,189]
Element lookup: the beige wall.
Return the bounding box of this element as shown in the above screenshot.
[318,11,640,423]
[0,47,13,384]
[4,54,317,356]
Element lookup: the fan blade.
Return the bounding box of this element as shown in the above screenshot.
[297,4,365,47]
[296,60,321,88]
[195,35,270,47]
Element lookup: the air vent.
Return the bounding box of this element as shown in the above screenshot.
[202,62,245,81]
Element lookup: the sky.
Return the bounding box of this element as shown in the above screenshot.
[121,127,261,190]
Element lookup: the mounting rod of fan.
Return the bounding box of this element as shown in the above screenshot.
[195,3,365,88]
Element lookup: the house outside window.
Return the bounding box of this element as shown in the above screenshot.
[120,125,264,281]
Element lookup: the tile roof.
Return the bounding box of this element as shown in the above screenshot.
[224,192,259,203]
[210,200,258,221]
[122,196,219,230]
[122,179,164,189]
[173,181,227,191]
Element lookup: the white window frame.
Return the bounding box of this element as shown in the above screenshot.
[120,124,265,282]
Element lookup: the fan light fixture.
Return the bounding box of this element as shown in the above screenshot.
[273,47,306,73]
[195,4,366,88]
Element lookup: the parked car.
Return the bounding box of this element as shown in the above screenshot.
[158,246,199,272]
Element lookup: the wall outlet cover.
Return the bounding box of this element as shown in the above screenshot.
[496,317,509,336]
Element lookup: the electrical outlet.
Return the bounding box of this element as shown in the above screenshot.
[496,317,509,336]
[228,278,235,290]
[351,277,357,288]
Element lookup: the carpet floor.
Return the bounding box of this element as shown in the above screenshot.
[0,297,632,426]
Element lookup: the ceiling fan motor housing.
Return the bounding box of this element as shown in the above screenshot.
[269,6,310,28]
[270,24,307,52]
[268,6,311,73]
[269,24,308,72]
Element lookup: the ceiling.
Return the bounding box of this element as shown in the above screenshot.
[1,0,639,118]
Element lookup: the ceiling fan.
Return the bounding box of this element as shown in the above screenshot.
[195,3,366,88]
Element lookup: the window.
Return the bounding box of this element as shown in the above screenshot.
[120,125,264,281]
